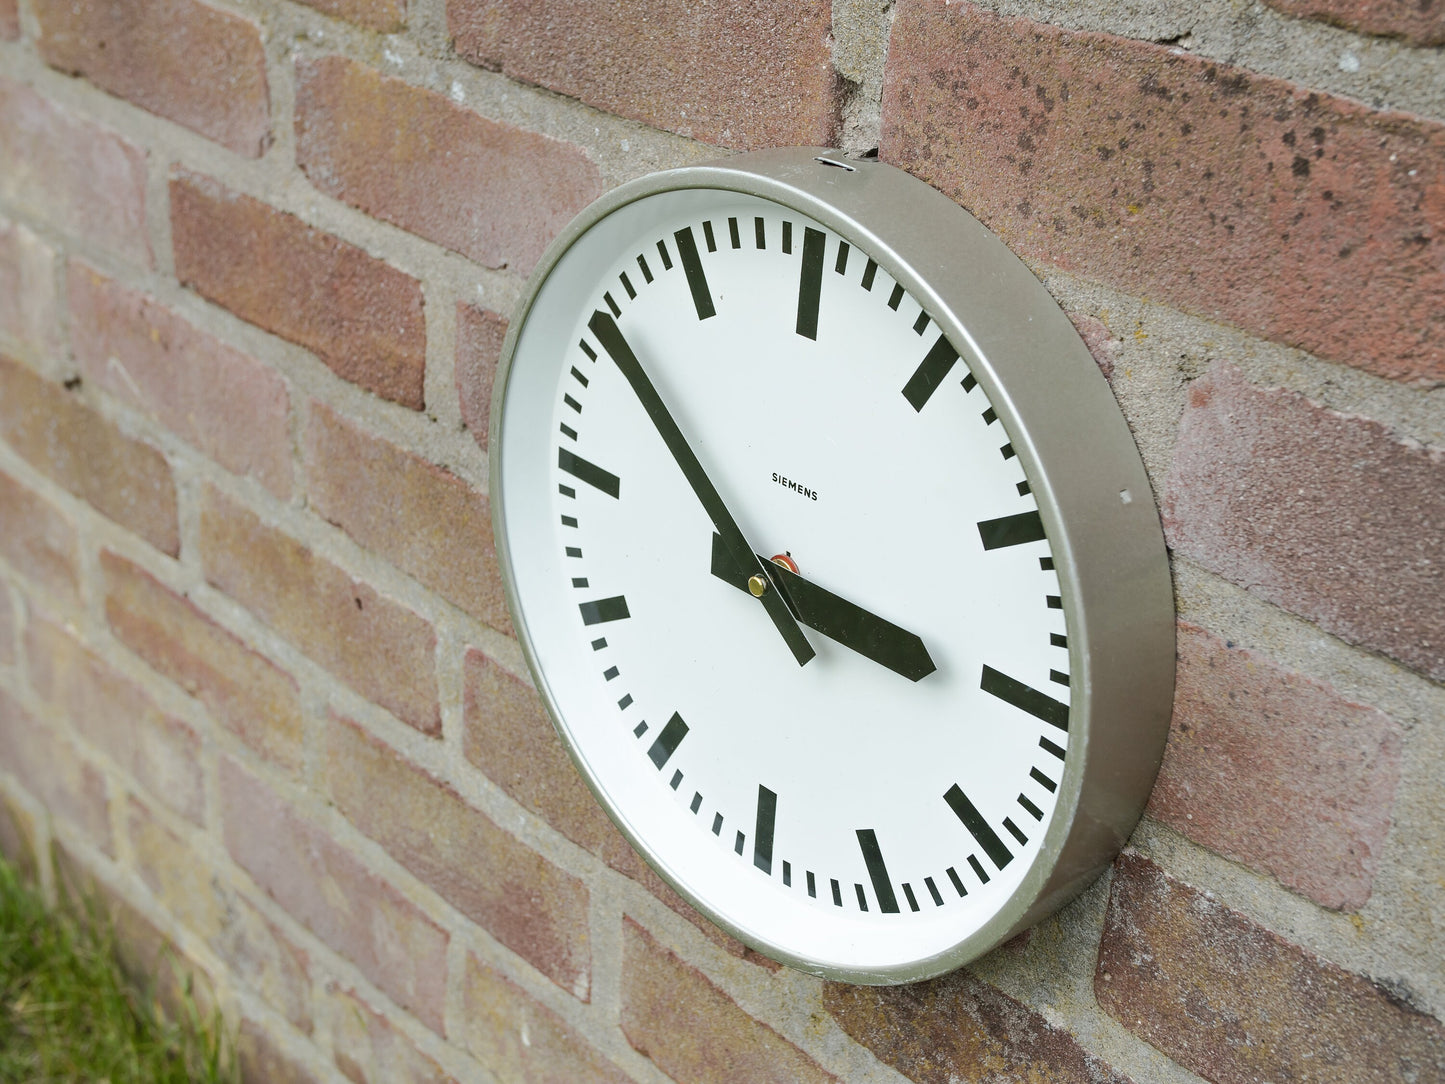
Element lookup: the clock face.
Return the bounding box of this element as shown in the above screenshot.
[493,155,1172,984]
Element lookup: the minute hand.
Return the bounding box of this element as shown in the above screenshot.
[588,311,815,667]
[710,534,937,682]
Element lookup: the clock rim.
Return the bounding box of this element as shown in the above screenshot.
[488,147,1175,985]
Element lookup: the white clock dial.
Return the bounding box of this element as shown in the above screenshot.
[493,152,1174,984]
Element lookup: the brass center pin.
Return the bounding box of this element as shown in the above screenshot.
[748,574,769,597]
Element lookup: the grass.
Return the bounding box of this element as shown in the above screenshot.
[0,855,237,1084]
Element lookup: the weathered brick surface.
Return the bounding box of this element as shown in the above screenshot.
[0,355,179,555]
[27,615,204,824]
[238,1019,326,1084]
[621,918,837,1084]
[304,403,509,631]
[199,486,439,735]
[0,217,61,361]
[449,0,840,150]
[70,263,292,497]
[170,171,426,408]
[221,757,449,1033]
[35,0,270,156]
[1163,362,1445,681]
[0,587,11,666]
[129,797,315,1032]
[0,77,150,266]
[455,304,505,452]
[0,688,112,853]
[103,550,305,771]
[295,56,602,276]
[293,0,403,32]
[1097,854,1445,1083]
[0,790,38,880]
[825,968,1133,1084]
[1264,0,1445,46]
[1150,622,1402,910]
[459,954,631,1084]
[881,0,1445,386]
[325,714,592,1000]
[0,0,16,39]
[317,983,458,1084]
[0,469,81,609]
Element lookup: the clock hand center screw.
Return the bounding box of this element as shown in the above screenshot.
[748,574,769,597]
[770,553,800,574]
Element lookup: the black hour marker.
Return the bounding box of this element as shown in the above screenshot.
[1017,480,1032,496]
[796,226,825,340]
[579,340,597,361]
[977,510,1046,550]
[944,784,1014,870]
[982,665,1070,730]
[1051,633,1068,648]
[926,876,944,905]
[735,831,745,855]
[671,770,683,790]
[855,884,868,911]
[560,514,578,527]
[902,334,961,412]
[831,879,842,906]
[861,258,878,290]
[782,221,793,253]
[913,311,930,335]
[754,785,777,875]
[968,855,990,883]
[564,394,582,413]
[835,242,850,274]
[1001,443,1016,460]
[656,239,672,269]
[1040,735,1066,760]
[702,220,717,252]
[673,227,715,321]
[1018,794,1044,820]
[691,792,703,813]
[647,711,688,769]
[754,217,766,249]
[1004,817,1028,845]
[1031,767,1057,792]
[633,721,647,737]
[887,283,904,310]
[1051,670,1070,686]
[947,866,967,896]
[637,253,653,283]
[783,862,792,887]
[558,448,621,498]
[590,637,606,650]
[571,578,588,588]
[903,883,920,912]
[807,871,817,898]
[559,423,577,440]
[603,666,619,680]
[604,291,621,317]
[856,829,901,914]
[961,371,977,392]
[1047,595,1063,609]
[617,694,633,710]
[1040,556,1055,571]
[579,595,630,625]
[620,272,636,299]
[565,546,582,558]
[570,366,589,387]
[728,217,740,248]
[559,485,575,498]
[712,813,723,835]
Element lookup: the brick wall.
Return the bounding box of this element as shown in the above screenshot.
[1,0,1441,1081]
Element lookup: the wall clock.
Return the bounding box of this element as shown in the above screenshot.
[489,148,1174,984]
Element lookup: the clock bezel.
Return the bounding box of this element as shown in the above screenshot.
[488,147,1174,985]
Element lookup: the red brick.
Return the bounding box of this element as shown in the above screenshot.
[462,647,779,970]
[0,217,61,361]
[129,796,314,1032]
[0,355,179,555]
[293,0,403,32]
[220,757,449,1032]
[238,1019,326,1084]
[0,77,150,266]
[1067,311,1119,381]
[325,714,592,1000]
[0,687,112,853]
[459,954,631,1084]
[0,468,81,609]
[1149,623,1402,910]
[450,0,839,151]
[199,486,440,735]
[35,0,269,156]
[1163,362,1445,681]
[1264,0,1445,46]
[304,403,509,631]
[881,1,1445,386]
[455,303,506,451]
[27,614,204,823]
[0,0,16,39]
[825,969,1132,1084]
[70,263,292,497]
[318,983,458,1084]
[1097,853,1445,1084]
[621,918,837,1084]
[102,550,305,771]
[295,57,602,276]
[170,171,425,408]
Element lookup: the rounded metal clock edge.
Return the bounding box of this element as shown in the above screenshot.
[489,148,1175,986]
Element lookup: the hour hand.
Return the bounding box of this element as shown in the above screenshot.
[709,534,937,682]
